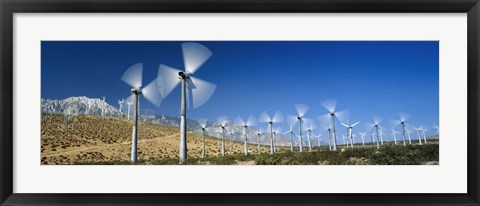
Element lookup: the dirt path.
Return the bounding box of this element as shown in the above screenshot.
[41,133,179,157]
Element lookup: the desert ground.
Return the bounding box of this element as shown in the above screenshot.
[41,114,285,164]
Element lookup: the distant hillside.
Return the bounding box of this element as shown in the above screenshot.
[41,96,291,144]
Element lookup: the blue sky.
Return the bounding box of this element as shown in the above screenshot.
[41,41,439,139]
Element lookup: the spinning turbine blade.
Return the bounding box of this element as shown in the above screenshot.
[335,109,350,123]
[182,42,213,74]
[317,114,331,125]
[272,111,284,123]
[246,115,257,126]
[235,116,246,125]
[373,116,382,125]
[321,99,337,113]
[121,63,143,88]
[287,115,298,125]
[198,118,208,129]
[399,112,410,122]
[295,104,309,117]
[141,79,163,107]
[391,119,401,126]
[187,76,217,109]
[259,111,271,123]
[157,64,181,98]
[351,122,360,127]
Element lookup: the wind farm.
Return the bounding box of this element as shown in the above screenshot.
[41,41,439,165]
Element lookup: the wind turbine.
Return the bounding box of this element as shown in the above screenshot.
[421,126,428,143]
[257,128,264,154]
[319,125,332,150]
[367,117,382,149]
[392,113,409,147]
[392,129,398,145]
[121,63,163,164]
[406,128,412,144]
[259,111,283,154]
[314,130,322,148]
[236,115,256,156]
[433,124,439,135]
[340,120,360,149]
[217,116,228,157]
[303,119,316,152]
[228,128,235,152]
[359,132,366,146]
[215,128,221,152]
[288,104,309,153]
[414,126,423,145]
[321,99,348,151]
[157,42,217,163]
[198,118,208,158]
[118,98,124,117]
[126,100,132,120]
[283,124,295,152]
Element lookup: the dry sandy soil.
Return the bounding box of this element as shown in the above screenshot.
[41,114,287,164]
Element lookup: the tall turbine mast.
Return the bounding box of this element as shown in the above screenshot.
[288,104,309,153]
[157,42,216,163]
[259,111,283,155]
[121,63,162,164]
[321,99,348,151]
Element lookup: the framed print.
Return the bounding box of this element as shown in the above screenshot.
[1,0,479,205]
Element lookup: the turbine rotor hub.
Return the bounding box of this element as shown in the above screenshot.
[178,71,190,79]
[131,88,141,94]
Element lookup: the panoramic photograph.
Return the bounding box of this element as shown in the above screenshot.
[40,41,439,165]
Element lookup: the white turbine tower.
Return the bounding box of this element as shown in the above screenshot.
[414,126,423,145]
[283,124,295,152]
[314,130,322,148]
[287,104,309,153]
[392,129,399,145]
[392,113,410,147]
[118,98,124,117]
[259,111,283,154]
[421,126,428,143]
[406,128,412,144]
[228,128,235,152]
[121,63,163,164]
[303,119,316,152]
[157,42,217,163]
[126,100,132,120]
[257,128,264,154]
[359,132,366,146]
[318,125,332,150]
[198,118,208,158]
[340,120,360,149]
[217,116,228,157]
[236,115,256,156]
[367,117,382,149]
[321,99,348,151]
[433,124,439,135]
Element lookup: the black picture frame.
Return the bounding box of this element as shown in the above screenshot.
[1,0,479,205]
